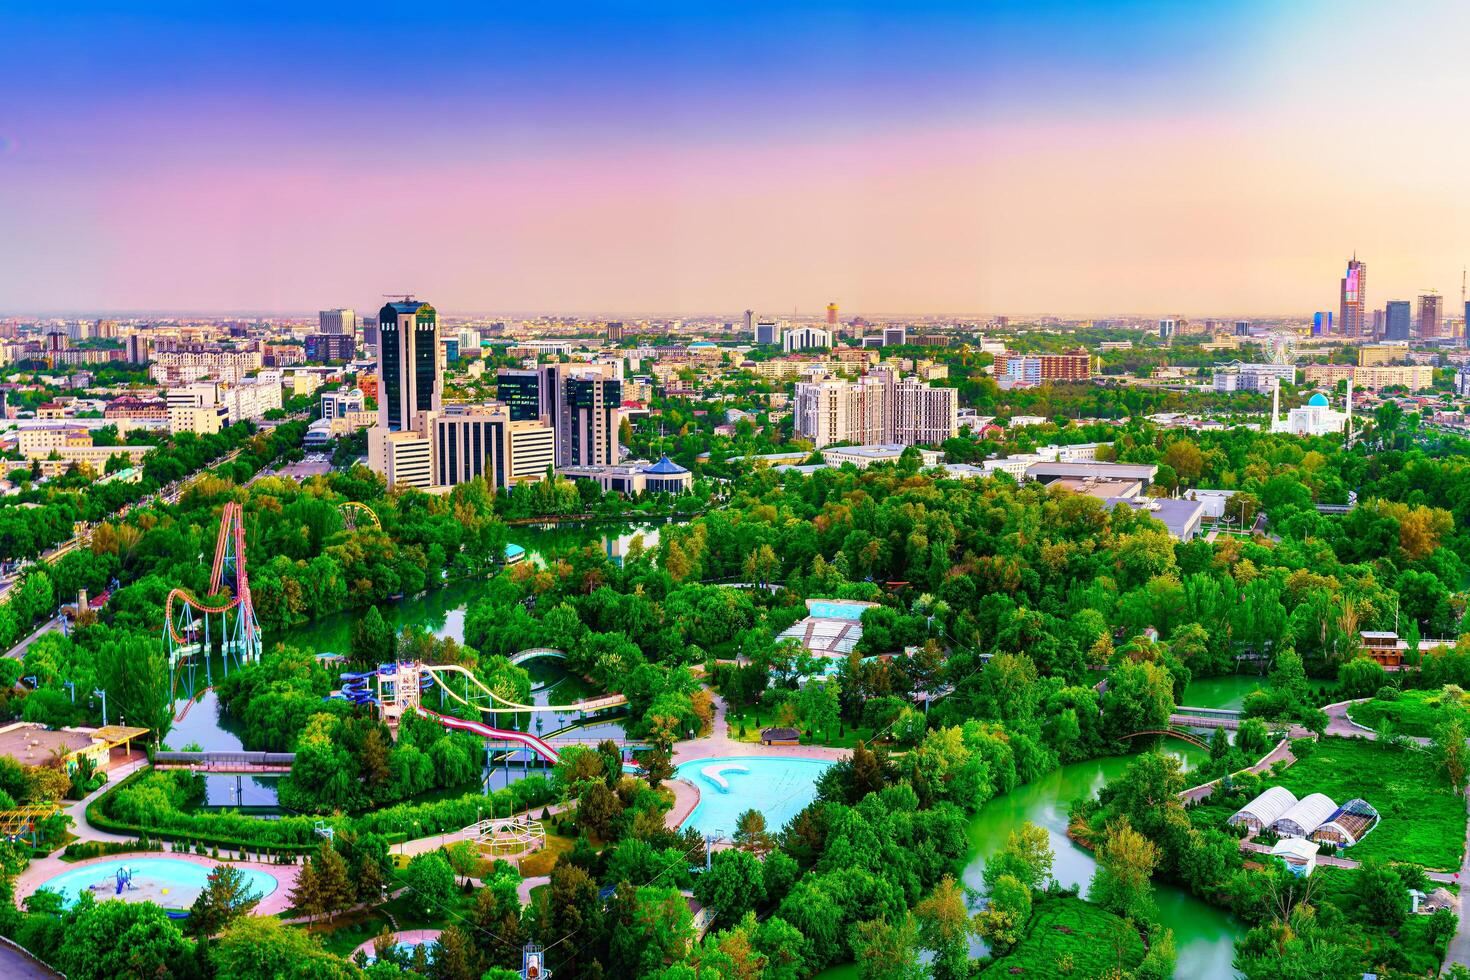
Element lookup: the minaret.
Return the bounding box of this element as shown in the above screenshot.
[1267,378,1280,432]
[1345,376,1354,444]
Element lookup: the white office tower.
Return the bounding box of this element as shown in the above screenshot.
[783,325,832,352]
[755,318,782,346]
[319,308,357,335]
[883,325,907,347]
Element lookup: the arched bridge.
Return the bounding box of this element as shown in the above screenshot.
[1117,729,1211,751]
[508,648,566,667]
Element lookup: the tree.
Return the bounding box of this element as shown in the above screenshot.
[211,916,349,979]
[643,745,675,790]
[974,873,1031,953]
[577,781,625,841]
[53,896,193,980]
[1436,717,1469,794]
[913,875,971,980]
[1354,858,1408,928]
[431,924,480,980]
[732,808,772,855]
[854,914,923,980]
[1090,817,1160,921]
[982,820,1054,893]
[1101,659,1175,741]
[404,851,457,916]
[351,605,395,668]
[311,840,354,920]
[694,849,766,926]
[187,863,261,937]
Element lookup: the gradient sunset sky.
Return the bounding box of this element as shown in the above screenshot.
[4,1,1469,317]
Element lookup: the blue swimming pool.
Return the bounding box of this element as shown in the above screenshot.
[676,756,833,838]
[37,858,279,909]
[806,600,870,621]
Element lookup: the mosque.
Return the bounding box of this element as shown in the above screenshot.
[1267,379,1353,438]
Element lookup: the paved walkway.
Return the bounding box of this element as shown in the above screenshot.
[4,615,65,661]
[1322,697,1432,746]
[0,939,59,978]
[1179,736,1297,803]
[65,755,150,844]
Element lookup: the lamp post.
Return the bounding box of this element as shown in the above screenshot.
[93,688,107,727]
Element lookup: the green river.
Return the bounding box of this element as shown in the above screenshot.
[186,519,1280,977]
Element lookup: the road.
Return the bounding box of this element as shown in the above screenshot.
[3,615,65,661]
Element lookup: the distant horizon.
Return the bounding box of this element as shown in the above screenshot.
[5,2,1470,314]
[0,305,1376,324]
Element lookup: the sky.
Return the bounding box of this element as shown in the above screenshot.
[3,0,1470,318]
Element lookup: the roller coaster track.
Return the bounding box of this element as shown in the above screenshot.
[162,502,261,708]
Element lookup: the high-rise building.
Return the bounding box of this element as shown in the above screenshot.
[1418,292,1443,338]
[378,299,441,432]
[993,350,1093,384]
[432,405,555,489]
[1159,319,1177,342]
[883,325,907,347]
[496,369,543,422]
[1340,255,1366,337]
[305,333,355,362]
[794,371,957,448]
[1371,309,1386,336]
[606,321,624,342]
[783,326,832,352]
[1234,320,1251,337]
[743,310,755,337]
[1312,311,1333,336]
[125,334,150,364]
[566,376,621,466]
[826,302,838,326]
[1385,301,1411,341]
[755,319,781,346]
[1465,301,1470,348]
[319,308,357,336]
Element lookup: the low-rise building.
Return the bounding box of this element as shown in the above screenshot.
[559,455,692,495]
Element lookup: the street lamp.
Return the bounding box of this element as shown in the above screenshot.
[92,688,107,727]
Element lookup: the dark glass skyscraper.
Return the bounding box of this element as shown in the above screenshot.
[1384,300,1411,341]
[377,299,440,431]
[496,369,542,422]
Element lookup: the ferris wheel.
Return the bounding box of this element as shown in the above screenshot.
[339,501,381,531]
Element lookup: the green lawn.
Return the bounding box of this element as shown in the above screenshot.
[978,897,1144,979]
[1262,737,1466,871]
[1348,690,1455,738]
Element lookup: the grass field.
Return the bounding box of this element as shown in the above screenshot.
[1260,737,1466,871]
[1348,690,1455,738]
[978,897,1144,979]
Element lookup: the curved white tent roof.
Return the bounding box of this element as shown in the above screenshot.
[1229,786,1298,828]
[1271,792,1338,838]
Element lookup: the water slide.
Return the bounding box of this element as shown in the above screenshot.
[418,707,562,764]
[419,662,626,715]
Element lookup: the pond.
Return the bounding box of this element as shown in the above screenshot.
[816,744,1243,980]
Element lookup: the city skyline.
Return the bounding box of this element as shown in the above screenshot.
[5,2,1470,315]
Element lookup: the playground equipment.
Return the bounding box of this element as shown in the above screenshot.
[470,816,547,859]
[162,502,261,711]
[339,501,381,531]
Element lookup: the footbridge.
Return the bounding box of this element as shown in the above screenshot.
[1117,728,1211,750]
[508,648,566,668]
[152,750,295,773]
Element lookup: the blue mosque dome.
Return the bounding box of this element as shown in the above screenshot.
[1307,392,1330,407]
